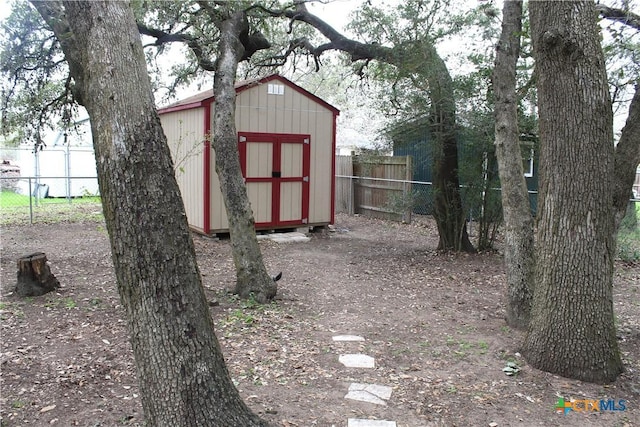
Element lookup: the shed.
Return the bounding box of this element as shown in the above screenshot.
[158,74,340,234]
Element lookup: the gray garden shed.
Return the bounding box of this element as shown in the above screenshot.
[158,74,339,234]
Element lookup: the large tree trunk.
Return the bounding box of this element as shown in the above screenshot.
[423,43,475,252]
[523,0,623,383]
[32,1,269,424]
[212,11,277,303]
[493,0,534,330]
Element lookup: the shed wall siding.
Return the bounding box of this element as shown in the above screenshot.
[209,146,228,231]
[160,108,206,230]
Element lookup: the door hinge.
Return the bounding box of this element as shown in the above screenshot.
[303,176,309,182]
[302,218,308,224]
[304,138,310,144]
[239,136,247,142]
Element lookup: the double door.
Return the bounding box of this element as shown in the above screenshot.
[238,132,310,228]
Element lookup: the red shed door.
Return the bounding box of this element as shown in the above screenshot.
[239,132,310,228]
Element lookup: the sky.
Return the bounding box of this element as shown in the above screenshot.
[307,0,361,30]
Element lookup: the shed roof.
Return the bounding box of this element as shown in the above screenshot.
[157,74,339,115]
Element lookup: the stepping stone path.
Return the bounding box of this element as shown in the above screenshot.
[332,334,397,426]
[339,354,375,368]
[345,383,393,405]
[348,420,397,427]
[332,335,366,342]
[256,231,310,243]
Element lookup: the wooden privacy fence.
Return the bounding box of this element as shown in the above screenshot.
[335,155,413,223]
[335,155,354,214]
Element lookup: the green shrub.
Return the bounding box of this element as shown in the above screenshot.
[617,202,640,262]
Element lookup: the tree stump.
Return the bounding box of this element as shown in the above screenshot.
[16,253,60,297]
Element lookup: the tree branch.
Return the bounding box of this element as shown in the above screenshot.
[137,23,193,44]
[136,22,217,71]
[596,4,640,31]
[256,1,405,67]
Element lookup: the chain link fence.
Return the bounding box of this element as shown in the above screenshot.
[0,176,103,225]
[336,174,639,257]
[335,174,539,217]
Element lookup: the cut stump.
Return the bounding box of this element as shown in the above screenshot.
[16,252,60,297]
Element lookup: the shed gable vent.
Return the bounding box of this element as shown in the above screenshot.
[267,83,285,95]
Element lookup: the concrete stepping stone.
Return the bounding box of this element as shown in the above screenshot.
[339,353,375,368]
[347,419,397,427]
[344,383,393,405]
[256,232,310,243]
[332,335,365,342]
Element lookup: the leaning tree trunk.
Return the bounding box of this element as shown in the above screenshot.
[493,0,534,330]
[212,12,277,303]
[281,5,474,252]
[32,1,269,424]
[421,42,475,252]
[523,0,623,383]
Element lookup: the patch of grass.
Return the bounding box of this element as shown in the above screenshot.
[44,298,58,309]
[11,400,26,409]
[418,340,431,348]
[0,190,31,208]
[0,302,24,321]
[457,325,477,334]
[240,294,261,310]
[458,340,473,351]
[453,350,467,359]
[392,347,410,356]
[223,308,256,326]
[445,336,489,357]
[0,194,103,226]
[431,349,444,358]
[0,190,100,208]
[43,297,77,310]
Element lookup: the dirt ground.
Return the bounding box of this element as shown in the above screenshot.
[0,213,639,427]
